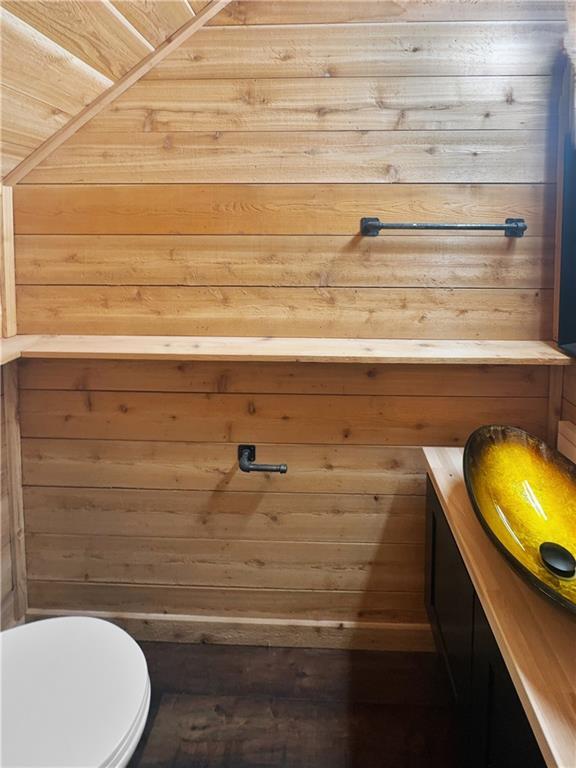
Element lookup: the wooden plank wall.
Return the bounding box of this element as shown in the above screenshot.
[12,1,565,647]
[13,3,562,339]
[22,357,550,648]
[0,1,202,179]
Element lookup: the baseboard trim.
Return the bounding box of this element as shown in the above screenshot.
[26,608,434,651]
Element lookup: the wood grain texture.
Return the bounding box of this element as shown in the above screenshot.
[2,0,233,186]
[93,641,456,703]
[15,285,552,339]
[58,684,456,765]
[14,234,554,289]
[19,389,547,445]
[147,22,563,79]
[1,86,72,178]
[0,336,42,366]
[12,184,554,236]
[23,486,424,543]
[22,439,426,494]
[2,363,26,621]
[0,9,110,177]
[0,9,112,115]
[1,543,13,604]
[10,0,562,651]
[3,0,152,80]
[1,422,9,537]
[0,385,15,628]
[18,358,550,397]
[195,0,566,24]
[26,533,424,591]
[1,188,16,337]
[9,336,568,366]
[27,607,434,651]
[111,0,194,46]
[547,367,564,443]
[27,581,427,623]
[22,130,550,185]
[85,76,553,132]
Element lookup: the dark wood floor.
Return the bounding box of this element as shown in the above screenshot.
[129,643,459,768]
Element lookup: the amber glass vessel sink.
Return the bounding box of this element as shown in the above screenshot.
[464,426,576,615]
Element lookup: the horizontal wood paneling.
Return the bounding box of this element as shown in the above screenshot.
[16,285,552,339]
[13,184,553,236]
[23,487,424,543]
[19,390,547,444]
[18,359,549,397]
[27,534,424,591]
[14,4,561,650]
[22,439,426,494]
[197,1,566,24]
[75,76,555,132]
[28,581,427,622]
[147,22,563,79]
[0,8,111,176]
[0,0,230,180]
[15,234,553,289]
[1,86,72,178]
[22,130,550,185]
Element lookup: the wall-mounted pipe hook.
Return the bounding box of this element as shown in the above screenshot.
[238,445,288,474]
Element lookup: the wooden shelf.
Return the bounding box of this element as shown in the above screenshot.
[1,335,573,367]
[425,448,576,768]
[0,335,43,365]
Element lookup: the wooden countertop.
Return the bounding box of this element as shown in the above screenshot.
[1,335,572,366]
[424,447,576,768]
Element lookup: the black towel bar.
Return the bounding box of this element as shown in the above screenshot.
[360,217,527,238]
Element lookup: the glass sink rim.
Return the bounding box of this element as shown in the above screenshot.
[463,424,576,617]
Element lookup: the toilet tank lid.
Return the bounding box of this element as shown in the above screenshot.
[1,616,149,768]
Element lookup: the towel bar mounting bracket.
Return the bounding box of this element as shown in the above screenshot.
[238,445,288,474]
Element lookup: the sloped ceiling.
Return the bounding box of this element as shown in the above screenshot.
[1,0,570,181]
[0,0,214,178]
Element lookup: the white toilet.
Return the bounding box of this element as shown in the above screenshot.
[0,616,150,768]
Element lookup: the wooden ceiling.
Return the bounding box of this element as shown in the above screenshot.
[1,0,215,178]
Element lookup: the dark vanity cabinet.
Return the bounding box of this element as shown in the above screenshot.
[425,479,546,768]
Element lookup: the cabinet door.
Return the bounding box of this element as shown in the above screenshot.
[471,596,546,768]
[425,477,475,707]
